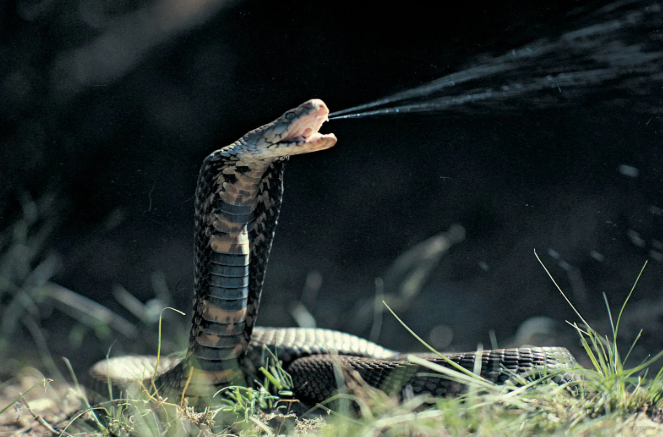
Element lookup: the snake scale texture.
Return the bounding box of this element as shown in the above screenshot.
[90,99,577,406]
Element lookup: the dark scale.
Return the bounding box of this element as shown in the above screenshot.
[200,319,246,336]
[205,280,248,298]
[217,202,254,216]
[207,263,248,278]
[193,344,241,361]
[206,274,248,288]
[234,165,252,175]
[196,357,243,372]
[209,252,249,267]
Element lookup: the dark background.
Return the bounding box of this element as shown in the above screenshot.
[1,0,662,375]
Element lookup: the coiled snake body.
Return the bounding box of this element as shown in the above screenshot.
[91,99,576,405]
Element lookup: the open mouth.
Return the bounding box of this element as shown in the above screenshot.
[279,102,336,147]
[283,130,336,145]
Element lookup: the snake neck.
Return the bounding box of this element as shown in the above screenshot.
[181,154,283,395]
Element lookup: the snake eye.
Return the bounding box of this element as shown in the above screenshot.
[285,112,297,120]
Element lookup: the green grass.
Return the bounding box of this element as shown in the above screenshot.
[9,259,662,437]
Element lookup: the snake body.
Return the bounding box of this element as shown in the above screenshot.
[90,99,577,405]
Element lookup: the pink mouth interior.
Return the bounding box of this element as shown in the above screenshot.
[281,106,330,143]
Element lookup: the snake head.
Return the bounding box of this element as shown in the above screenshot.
[241,99,337,158]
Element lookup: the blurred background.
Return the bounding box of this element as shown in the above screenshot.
[0,0,662,379]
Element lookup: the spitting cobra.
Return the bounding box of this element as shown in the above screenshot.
[90,99,577,406]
